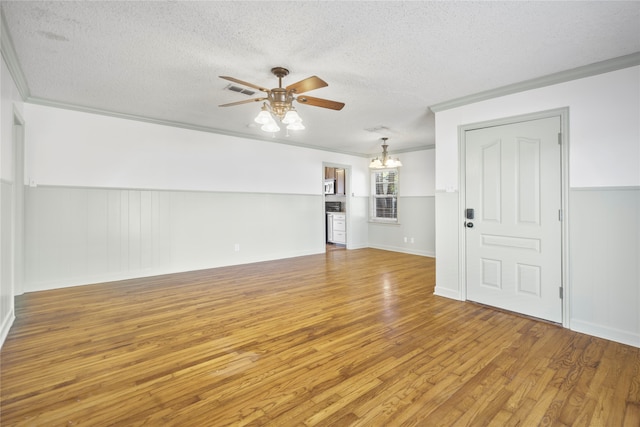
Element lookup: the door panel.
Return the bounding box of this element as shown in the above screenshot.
[465,116,562,322]
[481,140,501,222]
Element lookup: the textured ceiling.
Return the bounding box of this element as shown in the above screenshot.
[2,1,639,155]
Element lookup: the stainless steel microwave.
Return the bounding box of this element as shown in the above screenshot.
[324,179,335,194]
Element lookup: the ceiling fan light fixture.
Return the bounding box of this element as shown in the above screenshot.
[220,67,344,135]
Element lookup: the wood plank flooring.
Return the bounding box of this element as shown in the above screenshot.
[1,248,638,426]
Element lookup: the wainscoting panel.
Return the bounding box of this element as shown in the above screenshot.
[24,186,325,292]
[368,196,435,257]
[347,196,369,249]
[569,187,640,347]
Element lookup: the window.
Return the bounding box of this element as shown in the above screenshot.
[371,169,399,222]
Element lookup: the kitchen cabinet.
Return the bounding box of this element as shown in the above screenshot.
[328,213,346,244]
[324,167,336,179]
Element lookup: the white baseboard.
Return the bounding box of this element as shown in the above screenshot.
[434,286,462,300]
[570,319,640,348]
[346,243,369,250]
[367,243,435,258]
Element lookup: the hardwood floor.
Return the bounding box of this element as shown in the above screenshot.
[1,248,638,426]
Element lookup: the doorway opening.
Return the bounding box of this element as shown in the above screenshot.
[323,163,350,252]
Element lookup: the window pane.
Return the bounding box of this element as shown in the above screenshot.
[371,169,399,221]
[375,196,397,218]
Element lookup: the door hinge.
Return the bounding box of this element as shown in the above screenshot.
[558,132,562,145]
[558,209,563,221]
[559,287,563,299]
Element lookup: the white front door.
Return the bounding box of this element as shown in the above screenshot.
[465,116,562,323]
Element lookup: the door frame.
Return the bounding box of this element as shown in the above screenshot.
[322,162,351,249]
[12,107,26,297]
[457,107,570,327]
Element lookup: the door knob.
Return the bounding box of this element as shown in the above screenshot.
[465,221,474,228]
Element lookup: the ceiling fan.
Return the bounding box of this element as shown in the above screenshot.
[219,67,345,131]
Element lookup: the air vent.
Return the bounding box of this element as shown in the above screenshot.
[224,84,256,96]
[365,125,391,134]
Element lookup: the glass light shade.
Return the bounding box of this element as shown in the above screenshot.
[261,119,280,132]
[254,110,272,125]
[386,158,402,168]
[286,121,305,130]
[282,110,302,124]
[369,158,383,168]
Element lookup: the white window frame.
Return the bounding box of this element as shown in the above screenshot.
[370,168,399,223]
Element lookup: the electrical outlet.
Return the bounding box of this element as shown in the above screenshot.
[234,243,240,252]
[410,237,415,243]
[403,237,407,243]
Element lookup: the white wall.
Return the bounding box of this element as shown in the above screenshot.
[25,104,373,195]
[0,55,24,347]
[434,65,640,347]
[22,104,382,291]
[435,66,640,189]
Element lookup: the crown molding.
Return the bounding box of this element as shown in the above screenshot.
[393,144,435,154]
[430,52,640,113]
[0,9,30,100]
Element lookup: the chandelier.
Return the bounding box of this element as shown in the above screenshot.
[369,138,402,169]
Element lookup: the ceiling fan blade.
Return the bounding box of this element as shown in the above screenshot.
[219,97,267,107]
[296,95,345,110]
[286,76,328,94]
[219,76,270,93]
